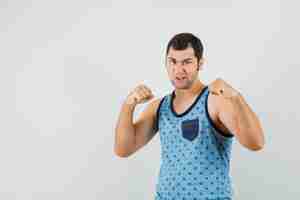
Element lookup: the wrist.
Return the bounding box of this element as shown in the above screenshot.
[124,97,137,108]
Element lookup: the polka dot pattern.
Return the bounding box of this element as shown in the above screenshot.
[154,87,234,200]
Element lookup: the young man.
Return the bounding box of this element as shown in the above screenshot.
[114,32,265,200]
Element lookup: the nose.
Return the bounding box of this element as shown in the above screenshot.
[173,63,186,74]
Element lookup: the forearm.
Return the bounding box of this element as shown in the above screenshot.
[232,93,265,150]
[114,101,137,156]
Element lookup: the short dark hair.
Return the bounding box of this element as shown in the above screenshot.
[166,32,204,62]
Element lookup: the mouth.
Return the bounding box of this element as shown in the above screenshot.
[176,77,186,81]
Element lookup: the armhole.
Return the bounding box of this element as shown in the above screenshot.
[154,96,166,132]
[204,91,234,139]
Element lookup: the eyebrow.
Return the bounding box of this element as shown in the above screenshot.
[167,57,193,62]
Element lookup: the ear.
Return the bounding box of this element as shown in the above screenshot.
[198,57,205,70]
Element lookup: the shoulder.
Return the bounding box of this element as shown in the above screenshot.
[148,96,166,115]
[140,96,166,119]
[207,92,219,114]
[145,97,166,132]
[207,91,232,136]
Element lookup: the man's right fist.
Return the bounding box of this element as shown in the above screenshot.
[125,84,154,105]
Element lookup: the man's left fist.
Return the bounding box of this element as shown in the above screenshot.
[208,78,239,99]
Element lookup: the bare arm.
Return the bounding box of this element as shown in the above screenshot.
[114,101,137,157]
[217,93,265,151]
[209,78,265,151]
[114,98,161,158]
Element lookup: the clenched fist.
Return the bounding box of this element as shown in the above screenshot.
[125,84,154,105]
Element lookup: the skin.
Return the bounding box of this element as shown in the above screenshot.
[114,46,265,157]
[165,47,234,137]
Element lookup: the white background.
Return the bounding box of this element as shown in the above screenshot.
[0,0,299,199]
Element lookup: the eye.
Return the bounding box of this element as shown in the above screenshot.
[170,59,176,64]
[183,61,191,65]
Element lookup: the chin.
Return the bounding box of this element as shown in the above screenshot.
[176,85,190,89]
[171,81,191,89]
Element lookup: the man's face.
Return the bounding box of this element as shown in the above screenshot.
[166,46,203,90]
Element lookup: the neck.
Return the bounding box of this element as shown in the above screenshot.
[174,80,205,99]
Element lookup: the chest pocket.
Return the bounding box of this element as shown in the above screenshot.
[181,118,199,141]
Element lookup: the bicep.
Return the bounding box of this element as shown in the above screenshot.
[216,95,239,136]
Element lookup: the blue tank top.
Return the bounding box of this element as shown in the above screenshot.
[154,86,234,200]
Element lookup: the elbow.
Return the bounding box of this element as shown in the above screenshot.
[114,131,132,158]
[249,143,264,151]
[115,151,130,158]
[252,131,265,151]
[247,139,265,151]
[243,128,265,151]
[114,147,132,158]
